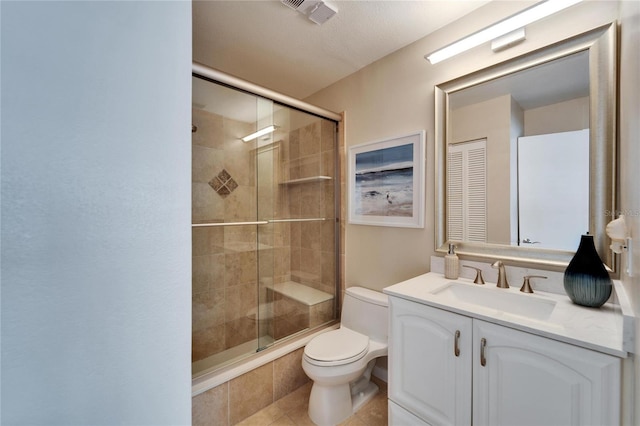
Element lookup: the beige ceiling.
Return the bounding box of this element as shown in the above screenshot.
[193,0,491,100]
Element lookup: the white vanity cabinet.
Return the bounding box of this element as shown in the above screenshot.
[389,296,622,426]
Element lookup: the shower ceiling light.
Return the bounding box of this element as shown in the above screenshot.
[241,125,277,142]
[425,0,583,64]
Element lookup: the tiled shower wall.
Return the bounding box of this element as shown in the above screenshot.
[274,117,336,339]
[191,106,337,363]
[285,119,337,297]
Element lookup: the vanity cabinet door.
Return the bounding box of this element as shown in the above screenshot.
[472,319,621,426]
[389,297,472,425]
[388,400,430,426]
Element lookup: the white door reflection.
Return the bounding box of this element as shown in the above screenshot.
[517,129,589,251]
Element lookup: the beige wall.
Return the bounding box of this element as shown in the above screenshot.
[306,0,620,291]
[524,96,589,135]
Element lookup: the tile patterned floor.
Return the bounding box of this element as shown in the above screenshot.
[235,377,388,426]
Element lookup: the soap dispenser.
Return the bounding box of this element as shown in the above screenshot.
[444,243,459,280]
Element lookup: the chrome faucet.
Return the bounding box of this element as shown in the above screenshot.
[491,260,509,288]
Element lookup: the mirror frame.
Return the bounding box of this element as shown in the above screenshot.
[435,22,617,272]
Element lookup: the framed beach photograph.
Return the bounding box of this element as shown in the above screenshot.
[348,131,425,228]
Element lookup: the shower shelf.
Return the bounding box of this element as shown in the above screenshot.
[279,176,332,185]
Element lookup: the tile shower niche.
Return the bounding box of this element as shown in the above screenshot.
[191,75,339,376]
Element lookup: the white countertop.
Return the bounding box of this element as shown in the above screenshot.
[383,272,634,358]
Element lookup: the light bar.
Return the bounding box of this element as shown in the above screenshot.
[241,125,277,142]
[425,0,582,64]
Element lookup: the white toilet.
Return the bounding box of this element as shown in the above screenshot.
[302,286,388,426]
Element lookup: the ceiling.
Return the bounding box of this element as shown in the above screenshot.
[193,0,491,100]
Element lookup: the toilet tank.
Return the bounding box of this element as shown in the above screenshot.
[341,287,388,342]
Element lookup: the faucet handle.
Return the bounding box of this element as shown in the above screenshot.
[463,265,485,285]
[520,275,547,293]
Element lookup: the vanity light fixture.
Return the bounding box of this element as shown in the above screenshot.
[425,0,583,64]
[241,125,277,142]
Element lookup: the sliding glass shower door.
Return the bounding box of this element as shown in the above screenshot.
[191,75,338,377]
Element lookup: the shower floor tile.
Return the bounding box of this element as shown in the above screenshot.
[235,377,388,426]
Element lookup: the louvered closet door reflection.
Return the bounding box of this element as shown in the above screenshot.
[447,150,464,241]
[447,139,486,242]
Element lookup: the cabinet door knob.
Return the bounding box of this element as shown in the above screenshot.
[454,330,461,357]
[480,338,487,366]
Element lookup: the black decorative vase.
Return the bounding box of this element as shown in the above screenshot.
[563,234,612,308]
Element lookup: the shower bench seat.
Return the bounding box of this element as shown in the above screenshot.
[266,281,335,339]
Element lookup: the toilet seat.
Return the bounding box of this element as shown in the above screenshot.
[304,328,369,366]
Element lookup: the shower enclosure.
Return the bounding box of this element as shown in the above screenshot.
[191,72,339,376]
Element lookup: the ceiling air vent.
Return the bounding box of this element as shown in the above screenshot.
[280,0,337,25]
[281,0,317,13]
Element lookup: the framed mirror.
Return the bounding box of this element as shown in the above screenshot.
[435,22,617,272]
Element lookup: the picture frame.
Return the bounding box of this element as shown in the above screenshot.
[348,130,425,228]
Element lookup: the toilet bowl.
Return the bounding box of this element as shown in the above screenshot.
[302,286,388,426]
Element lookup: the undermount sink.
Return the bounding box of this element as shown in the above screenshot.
[431,282,557,321]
